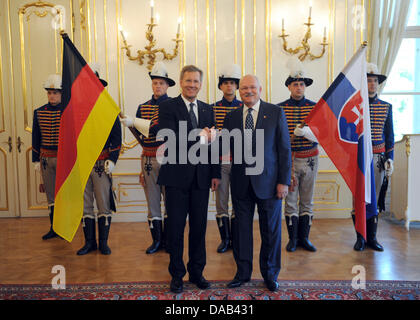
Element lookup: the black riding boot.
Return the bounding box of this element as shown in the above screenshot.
[366,216,384,251]
[285,216,298,252]
[77,217,97,255]
[351,214,366,251]
[298,215,317,252]
[98,216,112,255]
[146,219,163,254]
[216,216,231,253]
[42,206,59,240]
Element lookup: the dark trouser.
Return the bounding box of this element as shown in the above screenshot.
[165,182,210,280]
[231,183,282,282]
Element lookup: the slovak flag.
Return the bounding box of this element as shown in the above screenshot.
[305,45,377,240]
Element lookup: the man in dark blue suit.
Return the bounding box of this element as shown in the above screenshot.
[222,75,291,292]
[157,65,221,293]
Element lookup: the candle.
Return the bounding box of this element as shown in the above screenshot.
[150,0,154,20]
[177,17,182,35]
[323,26,326,38]
[120,30,126,42]
[282,18,284,30]
[118,24,126,42]
[309,6,312,19]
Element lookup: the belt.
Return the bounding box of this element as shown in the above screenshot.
[97,149,110,160]
[141,146,159,157]
[40,148,57,158]
[293,146,319,158]
[372,143,385,154]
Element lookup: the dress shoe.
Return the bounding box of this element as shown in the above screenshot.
[227,278,250,288]
[189,276,211,289]
[367,239,384,251]
[42,229,59,240]
[264,280,279,292]
[286,238,297,252]
[353,233,366,251]
[170,278,183,293]
[298,238,317,252]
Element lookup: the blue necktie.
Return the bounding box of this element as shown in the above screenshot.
[245,108,254,130]
[189,102,198,129]
[245,108,254,152]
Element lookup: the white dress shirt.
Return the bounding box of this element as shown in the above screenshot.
[181,95,199,123]
[242,99,260,129]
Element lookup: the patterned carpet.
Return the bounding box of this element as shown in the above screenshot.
[1,280,419,300]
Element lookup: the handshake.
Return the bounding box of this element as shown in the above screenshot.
[199,126,217,145]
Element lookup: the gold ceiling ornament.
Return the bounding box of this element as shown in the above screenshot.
[19,0,65,32]
[279,5,328,61]
[18,0,55,15]
[119,1,183,71]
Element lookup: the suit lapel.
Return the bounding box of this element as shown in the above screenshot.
[255,100,266,130]
[197,101,207,128]
[236,106,244,131]
[176,95,190,122]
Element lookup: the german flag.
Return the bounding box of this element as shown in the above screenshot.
[53,33,120,242]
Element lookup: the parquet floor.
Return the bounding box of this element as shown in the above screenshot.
[0,217,419,284]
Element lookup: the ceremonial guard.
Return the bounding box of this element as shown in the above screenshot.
[278,58,318,252]
[120,62,174,254]
[77,64,122,255]
[32,74,63,240]
[351,63,394,252]
[212,64,242,253]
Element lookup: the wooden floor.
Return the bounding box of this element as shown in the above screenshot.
[0,217,419,284]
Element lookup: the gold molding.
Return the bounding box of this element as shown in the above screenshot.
[405,135,411,157]
[93,0,97,62]
[234,0,238,64]
[354,0,357,54]
[265,0,269,100]
[269,0,272,103]
[213,0,217,103]
[361,0,365,43]
[0,147,9,211]
[0,21,5,134]
[80,0,86,56]
[345,0,348,65]
[241,0,245,76]
[314,179,340,204]
[17,1,70,133]
[253,0,256,75]
[318,170,339,173]
[104,0,109,81]
[115,0,137,151]
[314,208,352,213]
[87,0,92,62]
[194,0,198,65]
[117,182,147,204]
[206,0,210,103]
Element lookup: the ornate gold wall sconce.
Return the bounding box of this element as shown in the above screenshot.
[279,6,328,61]
[119,1,183,71]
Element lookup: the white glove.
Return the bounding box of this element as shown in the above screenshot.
[34,162,41,172]
[120,115,134,128]
[294,125,305,137]
[133,118,151,138]
[294,125,318,143]
[384,159,394,177]
[104,160,115,175]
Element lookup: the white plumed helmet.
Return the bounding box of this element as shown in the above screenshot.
[43,74,62,90]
